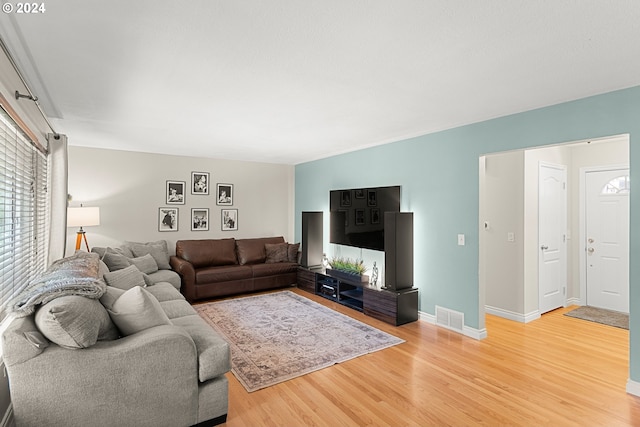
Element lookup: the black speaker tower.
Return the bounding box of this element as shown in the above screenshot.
[384,212,413,291]
[301,211,323,268]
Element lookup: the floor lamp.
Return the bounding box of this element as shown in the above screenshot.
[67,206,100,251]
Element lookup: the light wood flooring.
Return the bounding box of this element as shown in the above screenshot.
[223,288,640,426]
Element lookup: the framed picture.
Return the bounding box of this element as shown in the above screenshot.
[166,181,185,205]
[354,189,365,199]
[355,209,365,226]
[371,208,380,224]
[367,190,377,207]
[158,207,178,232]
[340,190,351,207]
[191,172,209,195]
[221,209,238,231]
[216,183,233,205]
[191,208,209,231]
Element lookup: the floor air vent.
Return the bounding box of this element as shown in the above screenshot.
[435,305,464,334]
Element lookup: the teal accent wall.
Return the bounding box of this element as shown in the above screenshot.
[295,86,640,380]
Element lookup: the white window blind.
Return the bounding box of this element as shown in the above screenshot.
[0,107,49,319]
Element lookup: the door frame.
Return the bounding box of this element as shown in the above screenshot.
[578,164,630,306]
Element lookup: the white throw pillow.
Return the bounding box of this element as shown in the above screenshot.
[107,286,171,336]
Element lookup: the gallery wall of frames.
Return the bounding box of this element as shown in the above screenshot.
[160,172,237,232]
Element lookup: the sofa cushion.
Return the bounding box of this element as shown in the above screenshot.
[171,315,231,382]
[147,269,181,289]
[251,262,298,278]
[176,239,237,268]
[287,243,300,263]
[195,265,253,284]
[160,300,197,319]
[265,242,289,263]
[103,265,147,290]
[35,296,119,349]
[236,237,285,265]
[144,282,185,302]
[107,286,172,336]
[126,240,171,270]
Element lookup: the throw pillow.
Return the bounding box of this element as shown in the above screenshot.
[128,240,171,270]
[142,273,155,287]
[35,295,119,349]
[102,251,131,272]
[129,253,159,274]
[287,242,300,263]
[103,265,146,290]
[107,286,171,336]
[99,286,125,311]
[265,243,289,263]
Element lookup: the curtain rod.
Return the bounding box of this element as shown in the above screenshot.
[0,35,59,138]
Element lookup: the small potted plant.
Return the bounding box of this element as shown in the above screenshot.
[326,257,369,283]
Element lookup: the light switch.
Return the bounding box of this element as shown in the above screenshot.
[457,234,465,246]
[507,232,515,242]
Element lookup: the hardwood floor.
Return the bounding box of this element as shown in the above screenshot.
[224,288,640,426]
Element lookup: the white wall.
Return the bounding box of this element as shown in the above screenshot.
[482,150,525,315]
[66,147,295,254]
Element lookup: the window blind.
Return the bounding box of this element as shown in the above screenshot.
[0,107,49,319]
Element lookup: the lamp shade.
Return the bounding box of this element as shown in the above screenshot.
[67,206,100,228]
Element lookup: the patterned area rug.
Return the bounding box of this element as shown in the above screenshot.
[196,291,404,392]
[564,306,629,330]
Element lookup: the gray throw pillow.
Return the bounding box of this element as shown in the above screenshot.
[103,265,146,290]
[102,251,131,272]
[107,286,171,336]
[35,295,119,349]
[287,243,300,263]
[265,243,289,263]
[129,253,159,274]
[128,241,171,270]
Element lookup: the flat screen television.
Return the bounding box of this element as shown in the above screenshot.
[329,185,400,251]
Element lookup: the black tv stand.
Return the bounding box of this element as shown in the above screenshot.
[297,267,418,326]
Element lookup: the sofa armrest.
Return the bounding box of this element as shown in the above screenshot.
[170,255,196,302]
[6,324,200,427]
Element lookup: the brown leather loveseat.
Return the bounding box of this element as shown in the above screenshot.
[169,236,298,303]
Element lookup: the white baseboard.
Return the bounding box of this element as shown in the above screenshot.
[419,311,487,340]
[485,305,540,323]
[627,379,640,397]
[565,297,581,307]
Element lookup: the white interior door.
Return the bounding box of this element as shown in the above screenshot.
[538,162,567,314]
[585,168,630,313]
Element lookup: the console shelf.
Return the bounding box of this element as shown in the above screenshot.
[296,266,418,325]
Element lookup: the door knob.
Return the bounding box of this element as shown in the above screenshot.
[588,238,594,243]
[588,247,595,254]
[541,245,548,250]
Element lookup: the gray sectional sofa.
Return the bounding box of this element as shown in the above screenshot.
[2,247,230,427]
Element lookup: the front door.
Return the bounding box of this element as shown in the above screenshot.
[538,162,567,314]
[585,168,630,313]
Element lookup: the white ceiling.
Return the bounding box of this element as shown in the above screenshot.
[1,1,640,165]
